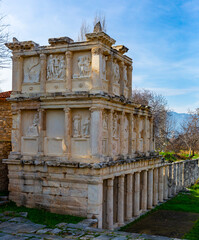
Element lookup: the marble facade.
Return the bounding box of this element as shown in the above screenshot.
[4,23,198,229]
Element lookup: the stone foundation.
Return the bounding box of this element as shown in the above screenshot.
[6,157,199,229]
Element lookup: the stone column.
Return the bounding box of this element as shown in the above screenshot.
[163,166,169,200]
[118,175,124,226]
[127,66,133,99]
[64,107,71,159]
[126,173,133,220]
[153,168,158,206]
[134,171,140,216]
[90,107,103,159]
[141,170,147,212]
[38,109,45,155]
[108,110,113,157]
[158,167,164,202]
[65,51,72,91]
[91,47,103,93]
[107,54,114,95]
[147,168,153,209]
[12,55,23,93]
[40,53,47,93]
[168,164,172,197]
[88,182,103,228]
[11,109,21,154]
[107,178,114,230]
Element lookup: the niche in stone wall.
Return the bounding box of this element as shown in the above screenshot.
[71,109,91,158]
[46,54,66,92]
[44,109,65,156]
[112,59,120,96]
[72,51,92,91]
[21,110,39,155]
[22,57,41,93]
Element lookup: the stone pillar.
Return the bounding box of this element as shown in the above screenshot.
[163,166,169,200]
[153,168,158,206]
[107,178,114,230]
[168,164,172,197]
[65,51,72,91]
[64,107,71,159]
[158,167,164,202]
[11,109,21,154]
[173,163,177,195]
[91,47,103,93]
[126,173,133,220]
[107,54,114,95]
[40,53,47,93]
[88,182,103,228]
[108,110,113,157]
[90,107,103,159]
[118,175,124,226]
[127,66,133,99]
[147,168,153,209]
[134,171,140,216]
[38,109,45,155]
[176,163,179,192]
[141,170,147,212]
[12,55,23,93]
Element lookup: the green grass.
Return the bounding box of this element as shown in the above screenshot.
[160,151,199,162]
[0,201,85,228]
[121,182,199,240]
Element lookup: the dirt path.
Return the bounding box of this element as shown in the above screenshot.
[124,209,199,239]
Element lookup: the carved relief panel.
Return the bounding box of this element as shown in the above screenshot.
[72,51,92,91]
[21,110,39,155]
[112,112,121,155]
[102,110,109,155]
[112,59,120,96]
[47,54,65,81]
[123,115,129,155]
[71,109,91,159]
[24,57,41,83]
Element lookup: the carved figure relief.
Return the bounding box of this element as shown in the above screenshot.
[73,114,81,137]
[113,60,120,84]
[47,54,65,81]
[73,114,90,138]
[24,57,40,83]
[73,55,91,78]
[113,113,120,138]
[123,65,128,87]
[82,117,90,137]
[26,113,39,137]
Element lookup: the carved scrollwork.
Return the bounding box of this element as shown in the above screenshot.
[47,54,65,81]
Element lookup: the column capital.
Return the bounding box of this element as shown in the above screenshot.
[89,106,103,112]
[40,53,47,60]
[64,107,71,113]
[91,47,103,55]
[37,108,45,113]
[65,51,72,58]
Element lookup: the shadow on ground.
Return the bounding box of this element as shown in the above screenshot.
[124,209,199,239]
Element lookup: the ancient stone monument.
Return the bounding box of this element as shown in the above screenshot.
[4,23,199,229]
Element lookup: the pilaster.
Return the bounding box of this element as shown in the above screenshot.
[126,173,133,220]
[65,51,72,91]
[107,54,114,95]
[147,168,153,209]
[107,178,114,230]
[40,54,47,93]
[141,170,147,211]
[127,65,133,99]
[64,107,71,159]
[134,171,140,216]
[118,175,124,226]
[37,108,45,155]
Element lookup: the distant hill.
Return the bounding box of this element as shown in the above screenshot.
[169,111,190,132]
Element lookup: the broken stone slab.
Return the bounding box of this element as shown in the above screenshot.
[55,222,68,228]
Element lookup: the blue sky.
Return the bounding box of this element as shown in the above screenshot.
[0,0,199,113]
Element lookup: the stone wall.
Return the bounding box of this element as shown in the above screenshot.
[0,92,12,191]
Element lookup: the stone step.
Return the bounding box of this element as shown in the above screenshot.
[0,200,9,206]
[0,196,8,201]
